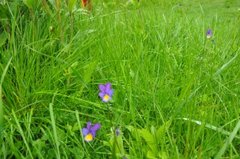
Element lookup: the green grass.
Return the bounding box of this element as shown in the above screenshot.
[1,0,240,158]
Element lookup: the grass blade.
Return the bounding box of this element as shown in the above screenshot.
[214,53,239,76]
[180,118,240,139]
[0,57,12,135]
[49,94,61,159]
[12,110,33,158]
[214,120,240,159]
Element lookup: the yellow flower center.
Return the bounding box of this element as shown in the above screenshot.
[207,35,211,39]
[103,94,110,102]
[85,133,93,142]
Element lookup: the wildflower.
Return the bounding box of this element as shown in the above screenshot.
[82,122,101,142]
[115,128,121,136]
[206,29,213,39]
[122,156,128,159]
[82,0,88,7]
[81,0,92,11]
[98,83,114,102]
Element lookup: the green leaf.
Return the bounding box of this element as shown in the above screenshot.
[32,139,45,151]
[156,120,172,140]
[139,128,157,153]
[83,61,96,83]
[23,0,40,9]
[72,122,80,131]
[126,125,140,139]
[69,147,84,158]
[78,61,97,95]
[147,151,158,159]
[158,151,168,159]
[115,135,125,154]
[109,128,125,156]
[67,0,77,12]
[139,129,154,145]
[42,0,53,15]
[23,0,34,9]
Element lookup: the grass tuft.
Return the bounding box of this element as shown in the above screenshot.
[1,0,240,158]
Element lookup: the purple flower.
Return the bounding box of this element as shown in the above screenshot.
[206,29,213,39]
[98,83,114,102]
[122,156,128,159]
[115,128,121,136]
[82,122,101,142]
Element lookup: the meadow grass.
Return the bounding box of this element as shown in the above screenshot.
[0,0,240,158]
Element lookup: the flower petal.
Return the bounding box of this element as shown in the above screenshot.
[99,84,105,92]
[90,123,101,137]
[82,128,89,136]
[92,123,101,131]
[106,89,113,96]
[99,92,105,98]
[87,122,91,129]
[105,83,112,91]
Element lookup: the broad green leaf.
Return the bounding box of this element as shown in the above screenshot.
[115,135,125,154]
[156,120,172,140]
[110,137,124,155]
[78,61,96,95]
[109,128,125,156]
[139,129,157,153]
[147,151,157,159]
[72,122,80,131]
[150,125,156,134]
[126,125,140,139]
[83,61,96,83]
[69,147,84,158]
[32,139,45,151]
[158,151,168,159]
[139,129,154,144]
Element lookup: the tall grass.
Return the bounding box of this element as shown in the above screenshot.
[0,0,240,158]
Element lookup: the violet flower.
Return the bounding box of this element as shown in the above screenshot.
[206,29,213,39]
[82,122,101,142]
[115,128,121,136]
[98,83,114,102]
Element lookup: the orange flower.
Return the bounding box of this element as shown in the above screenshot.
[82,0,88,7]
[82,0,92,11]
